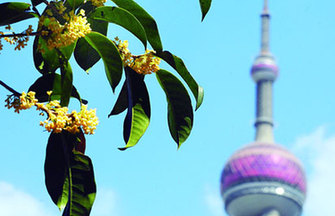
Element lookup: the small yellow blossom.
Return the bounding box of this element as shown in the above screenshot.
[113,37,161,75]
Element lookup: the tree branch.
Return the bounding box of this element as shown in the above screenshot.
[0,80,20,96]
[0,31,40,38]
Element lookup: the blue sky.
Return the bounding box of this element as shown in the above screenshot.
[1,0,335,215]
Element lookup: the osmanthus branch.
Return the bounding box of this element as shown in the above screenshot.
[0,32,40,38]
[0,80,20,96]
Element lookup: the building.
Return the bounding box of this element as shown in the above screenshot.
[220,1,307,215]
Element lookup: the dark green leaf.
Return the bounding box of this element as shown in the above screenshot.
[90,6,147,48]
[45,132,96,215]
[156,51,204,110]
[60,60,73,107]
[75,129,86,154]
[65,0,84,10]
[84,32,123,92]
[111,0,162,51]
[74,18,108,71]
[120,67,150,150]
[199,0,212,21]
[45,132,70,210]
[108,81,128,117]
[31,0,43,6]
[156,69,193,148]
[0,2,37,26]
[28,73,87,104]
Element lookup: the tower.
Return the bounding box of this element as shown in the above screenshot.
[220,1,307,216]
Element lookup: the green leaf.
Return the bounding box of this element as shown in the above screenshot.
[60,60,73,107]
[156,69,194,148]
[63,151,96,216]
[45,132,96,215]
[199,0,212,21]
[0,2,37,26]
[156,51,204,110]
[108,81,128,117]
[28,73,87,104]
[65,0,84,10]
[74,16,108,71]
[84,32,123,92]
[120,67,150,150]
[90,6,147,48]
[33,36,76,74]
[111,0,162,51]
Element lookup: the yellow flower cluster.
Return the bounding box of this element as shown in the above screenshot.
[89,0,107,7]
[5,91,99,135]
[113,37,161,75]
[39,7,91,50]
[0,25,34,52]
[132,50,161,75]
[39,101,99,135]
[5,91,37,113]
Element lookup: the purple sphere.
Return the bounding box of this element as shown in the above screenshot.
[221,142,306,195]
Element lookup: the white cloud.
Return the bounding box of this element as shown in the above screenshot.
[0,181,57,216]
[0,181,119,216]
[292,126,335,216]
[91,187,120,216]
[204,185,225,216]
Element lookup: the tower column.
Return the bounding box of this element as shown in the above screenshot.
[255,80,274,142]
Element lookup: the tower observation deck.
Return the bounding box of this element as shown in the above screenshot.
[220,1,306,216]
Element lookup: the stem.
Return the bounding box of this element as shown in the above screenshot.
[0,31,40,38]
[32,5,41,17]
[0,80,20,96]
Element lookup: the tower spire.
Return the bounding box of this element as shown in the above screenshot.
[251,0,279,143]
[261,0,270,53]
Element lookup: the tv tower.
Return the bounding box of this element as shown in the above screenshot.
[220,1,307,215]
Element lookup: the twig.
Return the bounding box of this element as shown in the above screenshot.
[0,80,20,96]
[0,31,40,38]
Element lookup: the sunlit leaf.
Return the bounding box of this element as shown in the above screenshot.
[120,67,150,150]
[156,69,193,148]
[156,51,204,110]
[108,81,128,117]
[28,73,87,104]
[111,0,162,51]
[84,32,123,92]
[90,6,147,48]
[75,1,108,71]
[199,0,212,21]
[33,36,76,74]
[0,2,37,26]
[63,151,96,216]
